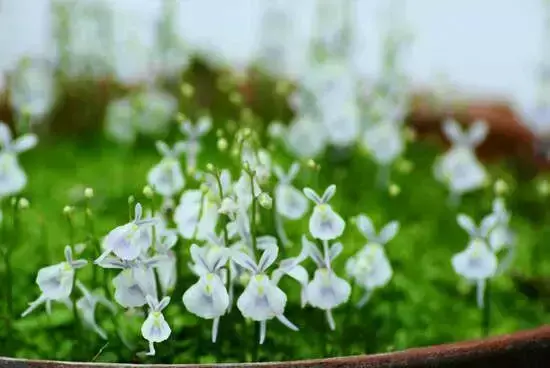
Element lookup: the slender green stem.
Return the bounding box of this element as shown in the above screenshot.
[272,194,288,257]
[248,172,258,253]
[66,215,81,352]
[213,171,230,247]
[7,199,18,319]
[482,280,491,338]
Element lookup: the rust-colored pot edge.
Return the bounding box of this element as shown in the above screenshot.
[1,325,549,368]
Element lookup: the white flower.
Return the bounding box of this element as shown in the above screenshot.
[76,281,117,340]
[346,215,399,307]
[488,198,515,253]
[303,185,345,240]
[112,267,157,308]
[96,203,157,262]
[452,239,498,282]
[234,171,262,209]
[9,61,55,118]
[241,146,272,184]
[141,296,172,356]
[183,244,230,342]
[179,116,212,171]
[218,197,240,218]
[147,141,186,197]
[456,213,498,240]
[347,245,392,289]
[232,243,298,344]
[271,238,311,308]
[302,236,350,329]
[0,152,28,197]
[153,230,178,295]
[453,213,499,309]
[174,190,218,240]
[321,102,360,147]
[0,122,38,153]
[98,253,165,308]
[133,89,178,136]
[22,246,87,317]
[362,121,404,166]
[0,122,37,197]
[104,98,136,144]
[273,162,308,220]
[286,115,328,159]
[434,119,489,195]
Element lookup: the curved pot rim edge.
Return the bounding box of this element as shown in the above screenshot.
[1,325,549,367]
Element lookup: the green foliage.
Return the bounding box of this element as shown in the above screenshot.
[0,126,549,364]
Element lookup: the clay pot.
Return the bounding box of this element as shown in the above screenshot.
[1,325,549,367]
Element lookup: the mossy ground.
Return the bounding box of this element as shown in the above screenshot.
[0,128,549,364]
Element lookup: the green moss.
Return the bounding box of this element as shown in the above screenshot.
[0,130,548,364]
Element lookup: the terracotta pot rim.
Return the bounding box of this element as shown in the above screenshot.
[1,325,549,367]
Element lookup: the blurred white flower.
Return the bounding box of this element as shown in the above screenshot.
[147,141,186,197]
[179,116,212,171]
[76,281,117,340]
[234,171,261,209]
[321,102,360,147]
[9,60,55,119]
[346,214,399,307]
[488,198,515,253]
[241,146,272,184]
[303,185,345,240]
[0,122,37,197]
[153,230,178,295]
[286,115,328,159]
[274,162,308,220]
[362,121,404,167]
[134,89,178,137]
[434,119,489,197]
[453,213,499,309]
[22,246,87,317]
[104,98,137,144]
[174,190,218,240]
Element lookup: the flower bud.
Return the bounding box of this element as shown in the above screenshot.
[493,179,508,196]
[128,195,135,205]
[18,197,29,209]
[218,197,238,216]
[200,183,210,194]
[267,122,285,138]
[84,187,94,199]
[388,183,401,197]
[258,192,273,209]
[181,83,194,98]
[537,179,550,197]
[143,185,154,199]
[217,138,228,152]
[396,159,414,174]
[63,205,74,215]
[206,163,215,172]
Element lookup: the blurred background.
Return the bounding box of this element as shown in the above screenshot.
[0,0,544,105]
